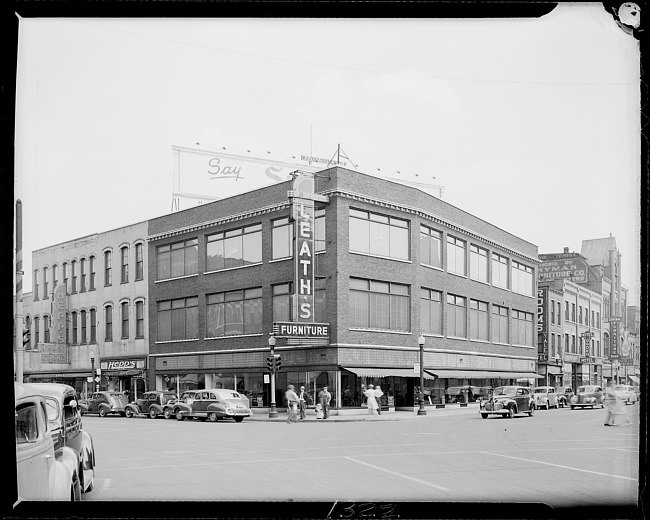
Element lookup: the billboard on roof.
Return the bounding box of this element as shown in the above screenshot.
[538,254,589,283]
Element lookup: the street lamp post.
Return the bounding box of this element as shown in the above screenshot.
[268,335,278,418]
[90,351,95,397]
[417,334,426,416]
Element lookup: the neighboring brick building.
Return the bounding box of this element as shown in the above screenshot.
[21,222,149,398]
[147,167,540,410]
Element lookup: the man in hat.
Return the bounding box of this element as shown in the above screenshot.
[298,385,312,420]
[285,385,300,423]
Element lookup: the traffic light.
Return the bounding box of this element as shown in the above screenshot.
[275,354,282,372]
[22,328,31,348]
[267,355,275,371]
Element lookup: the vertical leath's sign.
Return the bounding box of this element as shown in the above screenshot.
[43,284,68,363]
[291,173,315,322]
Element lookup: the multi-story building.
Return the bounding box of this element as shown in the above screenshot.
[624,304,641,385]
[21,222,149,398]
[147,167,540,411]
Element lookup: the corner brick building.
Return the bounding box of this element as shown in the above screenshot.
[147,167,540,411]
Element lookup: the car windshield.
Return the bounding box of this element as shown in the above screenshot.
[578,386,595,393]
[43,396,60,421]
[493,387,516,397]
[533,388,548,394]
[162,394,177,404]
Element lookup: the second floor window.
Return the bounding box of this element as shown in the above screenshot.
[420,225,442,268]
[63,263,68,292]
[71,311,78,344]
[469,299,489,341]
[52,265,58,289]
[121,302,129,338]
[447,294,467,338]
[272,283,292,322]
[44,315,50,343]
[156,239,198,280]
[206,224,262,271]
[492,305,508,344]
[135,243,144,280]
[81,310,87,343]
[349,278,410,332]
[157,296,198,341]
[349,209,409,261]
[121,247,129,283]
[136,301,144,338]
[34,270,39,301]
[557,302,562,326]
[551,300,556,324]
[34,316,40,345]
[105,306,113,341]
[420,288,442,335]
[90,308,96,343]
[513,310,534,346]
[206,288,263,337]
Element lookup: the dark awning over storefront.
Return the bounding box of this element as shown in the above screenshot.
[629,375,640,384]
[424,369,543,379]
[26,372,90,380]
[342,367,436,380]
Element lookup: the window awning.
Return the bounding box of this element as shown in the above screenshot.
[424,369,543,380]
[629,375,640,384]
[342,367,436,380]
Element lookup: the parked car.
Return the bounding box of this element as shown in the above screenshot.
[614,385,638,405]
[23,383,96,495]
[570,385,604,409]
[163,390,198,419]
[445,385,481,403]
[125,391,178,419]
[14,383,77,501]
[80,391,129,417]
[555,386,574,408]
[172,389,251,422]
[478,386,535,419]
[532,386,559,409]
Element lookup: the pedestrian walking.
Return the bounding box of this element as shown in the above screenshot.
[285,385,300,423]
[603,381,617,426]
[318,386,332,419]
[613,385,633,426]
[374,384,384,415]
[363,384,379,416]
[298,385,311,420]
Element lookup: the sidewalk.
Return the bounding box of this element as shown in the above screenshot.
[247,406,478,422]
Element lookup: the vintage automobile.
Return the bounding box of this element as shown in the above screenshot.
[555,386,574,408]
[478,386,535,419]
[80,391,130,417]
[570,385,604,409]
[24,383,96,495]
[15,383,77,501]
[162,390,198,419]
[532,386,559,410]
[614,385,638,405]
[125,390,178,418]
[171,389,251,422]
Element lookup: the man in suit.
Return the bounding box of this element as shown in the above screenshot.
[318,386,332,419]
[298,385,312,420]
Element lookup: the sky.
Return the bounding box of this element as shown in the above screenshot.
[13,4,642,305]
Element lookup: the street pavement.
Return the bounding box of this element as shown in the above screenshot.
[248,405,478,422]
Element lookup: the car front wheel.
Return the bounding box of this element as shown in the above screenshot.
[208,412,218,422]
[149,408,158,419]
[99,407,107,417]
[481,413,488,419]
[506,407,514,419]
[163,408,172,419]
[234,417,244,422]
[125,408,134,418]
[175,409,185,421]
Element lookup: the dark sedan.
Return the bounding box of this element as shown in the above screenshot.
[479,386,535,419]
[80,391,130,417]
[125,391,178,419]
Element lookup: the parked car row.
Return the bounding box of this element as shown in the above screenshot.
[81,389,252,423]
[14,382,96,502]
